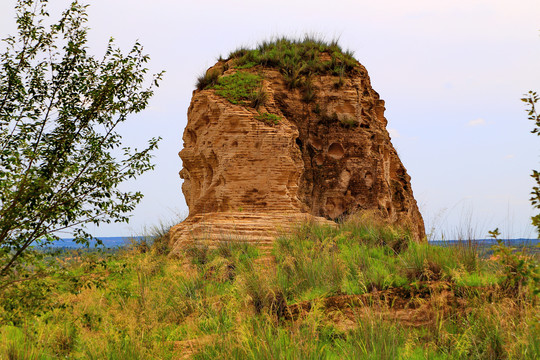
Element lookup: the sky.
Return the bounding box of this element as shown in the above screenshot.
[1,0,539,239]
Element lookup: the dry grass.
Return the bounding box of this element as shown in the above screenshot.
[0,215,538,359]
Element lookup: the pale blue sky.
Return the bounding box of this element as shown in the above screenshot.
[1,0,539,239]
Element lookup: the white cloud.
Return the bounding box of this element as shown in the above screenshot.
[504,154,515,159]
[388,128,401,138]
[467,118,486,127]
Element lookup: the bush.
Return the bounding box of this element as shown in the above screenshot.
[492,239,539,296]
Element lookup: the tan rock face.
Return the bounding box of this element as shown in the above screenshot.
[171,54,425,252]
[179,90,303,215]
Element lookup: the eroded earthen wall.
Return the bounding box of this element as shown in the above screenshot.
[174,58,425,246]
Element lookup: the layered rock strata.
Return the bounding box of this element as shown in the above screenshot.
[170,52,425,253]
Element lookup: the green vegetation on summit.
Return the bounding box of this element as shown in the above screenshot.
[195,37,360,110]
[227,36,358,80]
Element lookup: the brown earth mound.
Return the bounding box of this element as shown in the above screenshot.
[170,45,425,253]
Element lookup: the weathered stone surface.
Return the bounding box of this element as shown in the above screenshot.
[169,212,332,254]
[170,55,425,253]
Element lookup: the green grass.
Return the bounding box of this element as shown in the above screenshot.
[209,71,262,107]
[270,216,498,301]
[227,36,358,79]
[0,215,538,359]
[194,314,411,360]
[196,37,362,113]
[196,36,361,107]
[255,112,281,126]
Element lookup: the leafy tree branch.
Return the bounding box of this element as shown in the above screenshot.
[0,0,163,283]
[522,91,540,235]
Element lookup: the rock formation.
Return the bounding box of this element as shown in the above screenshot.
[170,40,425,253]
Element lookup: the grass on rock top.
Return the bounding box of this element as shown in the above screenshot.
[227,36,358,80]
[196,37,360,105]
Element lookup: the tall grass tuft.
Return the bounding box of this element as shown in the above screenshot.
[225,36,358,98]
[249,85,268,110]
[196,69,221,90]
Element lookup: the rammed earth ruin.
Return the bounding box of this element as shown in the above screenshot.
[170,40,425,253]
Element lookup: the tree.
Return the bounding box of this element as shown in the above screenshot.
[523,91,540,235]
[0,0,163,283]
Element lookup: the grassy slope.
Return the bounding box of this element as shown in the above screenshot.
[0,214,538,359]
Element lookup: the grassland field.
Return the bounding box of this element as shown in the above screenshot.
[0,214,538,359]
